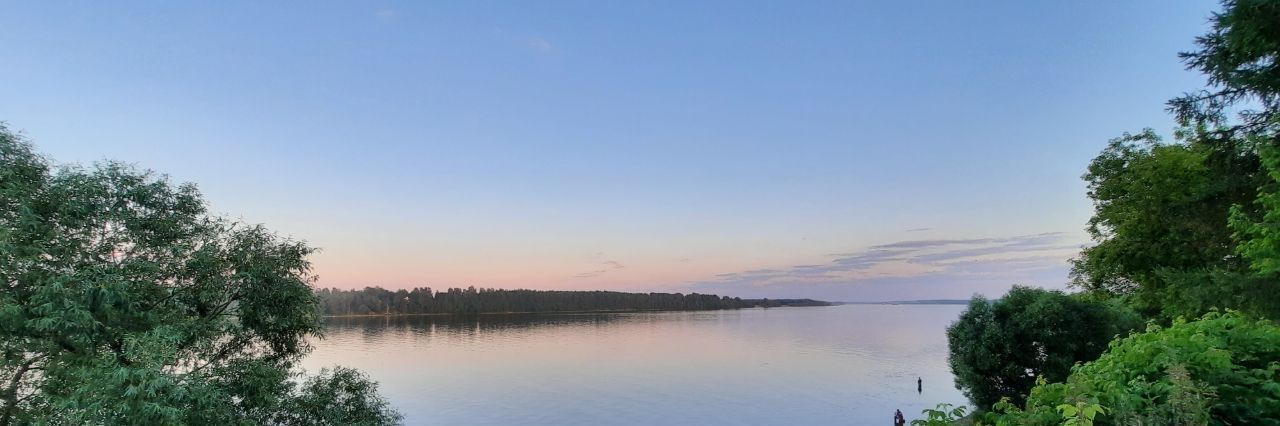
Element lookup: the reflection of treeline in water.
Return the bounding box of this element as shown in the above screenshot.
[316,286,830,315]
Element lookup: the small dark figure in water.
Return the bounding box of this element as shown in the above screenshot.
[917,377,922,393]
[893,409,906,426]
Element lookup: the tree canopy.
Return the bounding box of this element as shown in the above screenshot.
[1069,0,1280,320]
[1169,0,1280,134]
[1070,129,1263,316]
[945,286,1140,408]
[0,126,400,425]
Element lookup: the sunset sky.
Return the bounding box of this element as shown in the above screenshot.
[1,1,1218,301]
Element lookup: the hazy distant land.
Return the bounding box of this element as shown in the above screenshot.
[317,286,831,316]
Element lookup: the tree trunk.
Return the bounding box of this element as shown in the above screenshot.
[0,359,36,426]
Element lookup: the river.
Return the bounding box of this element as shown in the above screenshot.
[303,304,969,425]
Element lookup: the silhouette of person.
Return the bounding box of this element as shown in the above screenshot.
[917,377,922,394]
[893,409,906,426]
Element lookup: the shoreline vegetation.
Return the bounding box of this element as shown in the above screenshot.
[317,286,830,317]
[915,2,1280,424]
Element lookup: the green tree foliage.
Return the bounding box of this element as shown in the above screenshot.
[315,286,827,316]
[991,311,1280,426]
[1234,146,1280,277]
[946,286,1140,408]
[1071,129,1263,316]
[0,126,401,425]
[1169,0,1280,133]
[1071,0,1280,319]
[933,2,1280,422]
[1056,402,1106,426]
[274,368,400,426]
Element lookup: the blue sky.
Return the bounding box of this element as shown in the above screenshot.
[0,1,1219,300]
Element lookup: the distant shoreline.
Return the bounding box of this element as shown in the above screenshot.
[317,287,831,317]
[321,305,828,318]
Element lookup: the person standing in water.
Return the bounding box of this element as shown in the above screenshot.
[917,377,922,394]
[893,409,906,426]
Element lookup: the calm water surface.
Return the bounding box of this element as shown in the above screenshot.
[303,304,969,425]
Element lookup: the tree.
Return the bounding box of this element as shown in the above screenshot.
[946,286,1140,408]
[1168,0,1280,135]
[937,1,1280,421]
[1071,0,1280,319]
[0,125,400,424]
[274,368,401,426]
[1070,129,1262,316]
[1212,118,1280,319]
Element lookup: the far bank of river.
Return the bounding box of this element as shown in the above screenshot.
[321,305,831,318]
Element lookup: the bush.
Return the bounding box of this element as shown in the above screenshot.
[946,286,1141,408]
[992,311,1280,425]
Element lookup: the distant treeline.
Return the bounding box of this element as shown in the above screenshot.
[316,286,829,316]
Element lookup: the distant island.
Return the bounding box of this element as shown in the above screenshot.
[318,286,831,316]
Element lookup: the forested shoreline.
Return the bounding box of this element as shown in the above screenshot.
[316,286,829,316]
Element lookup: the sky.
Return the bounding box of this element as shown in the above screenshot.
[0,1,1221,301]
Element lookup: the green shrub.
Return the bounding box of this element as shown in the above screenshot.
[947,287,1141,408]
[993,311,1280,425]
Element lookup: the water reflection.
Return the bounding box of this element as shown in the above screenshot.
[305,304,968,425]
[323,312,629,336]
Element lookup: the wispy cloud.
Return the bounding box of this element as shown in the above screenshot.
[906,227,933,232]
[573,256,625,279]
[374,8,398,20]
[573,269,609,279]
[691,232,1081,299]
